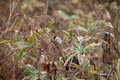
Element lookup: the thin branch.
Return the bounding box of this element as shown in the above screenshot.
[44,0,49,30]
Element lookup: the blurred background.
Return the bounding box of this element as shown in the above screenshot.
[0,0,120,80]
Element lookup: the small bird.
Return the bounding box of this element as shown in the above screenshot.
[54,36,62,45]
[54,36,68,46]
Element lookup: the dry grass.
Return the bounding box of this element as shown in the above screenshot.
[0,0,120,80]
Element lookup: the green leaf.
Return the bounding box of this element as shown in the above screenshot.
[40,31,43,34]
[17,43,28,49]
[35,30,40,34]
[13,55,19,60]
[64,52,78,66]
[16,30,19,42]
[89,70,97,75]
[78,26,88,32]
[23,70,32,75]
[70,46,80,51]
[70,15,76,19]
[85,67,89,76]
[64,53,72,60]
[13,48,24,60]
[31,74,38,80]
[40,74,46,80]
[19,48,24,58]
[25,64,36,73]
[28,36,33,46]
[71,38,78,43]
[22,74,33,80]
[13,49,27,60]
[102,3,108,8]
[100,23,105,31]
[112,59,116,64]
[79,43,84,53]
[72,63,78,68]
[57,10,70,20]
[78,0,82,3]
[88,65,95,69]
[85,36,93,41]
[63,35,70,40]
[76,36,83,41]
[88,20,98,32]
[84,47,93,53]
[45,28,48,31]
[84,43,100,53]
[61,30,70,35]
[0,40,14,45]
[59,57,64,63]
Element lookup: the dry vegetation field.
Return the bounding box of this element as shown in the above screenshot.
[0,0,120,80]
